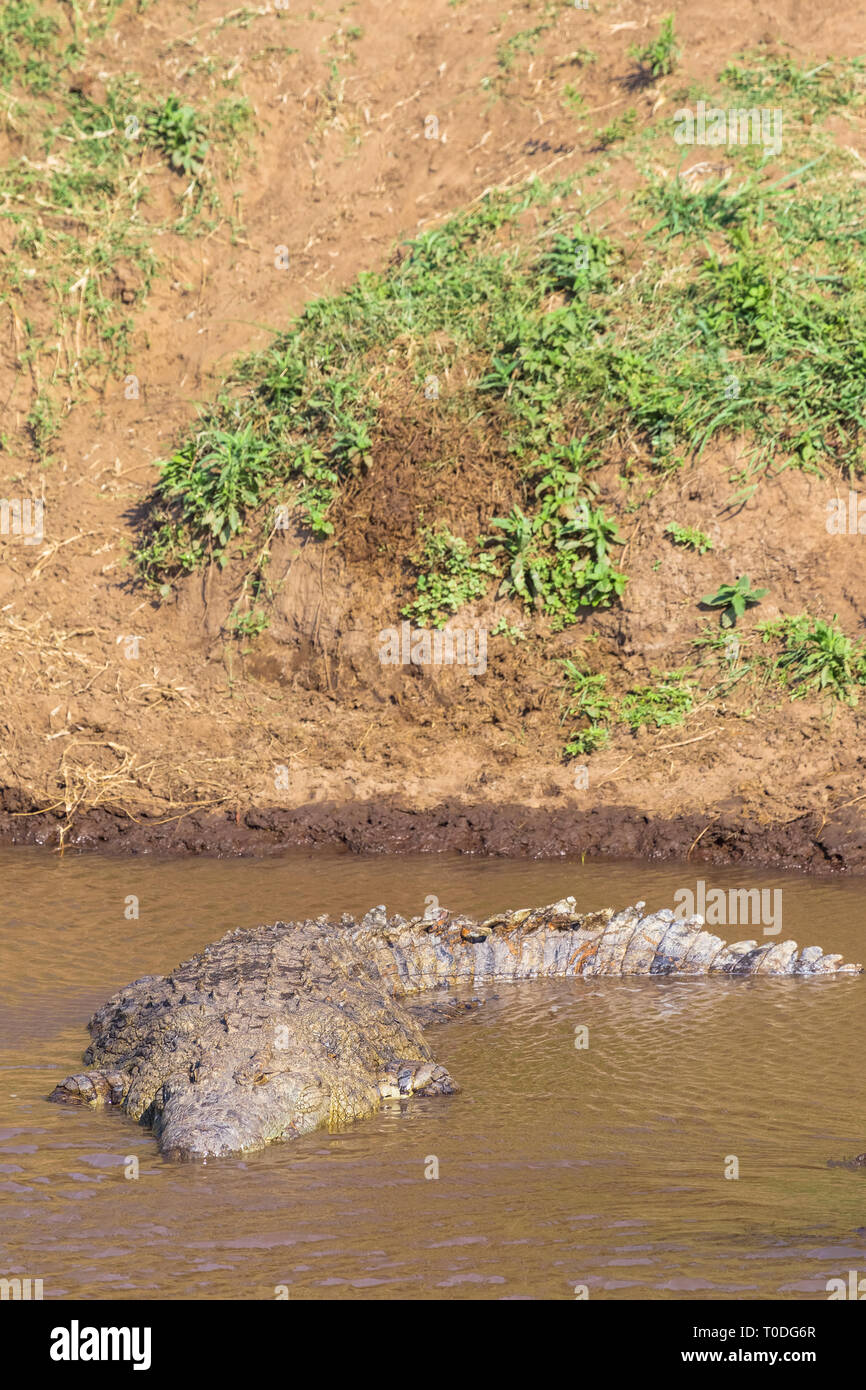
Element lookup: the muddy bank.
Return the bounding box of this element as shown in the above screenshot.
[4,3,866,875]
[1,792,864,874]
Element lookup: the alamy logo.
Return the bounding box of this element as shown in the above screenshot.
[673,879,782,936]
[0,497,43,545]
[826,491,866,534]
[0,1276,43,1299]
[826,1270,866,1299]
[50,1320,152,1371]
[673,101,783,156]
[378,621,487,675]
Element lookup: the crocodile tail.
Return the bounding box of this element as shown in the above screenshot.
[583,907,863,977]
[354,900,862,988]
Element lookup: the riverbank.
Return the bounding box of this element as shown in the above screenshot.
[3,791,866,872]
[3,2,866,868]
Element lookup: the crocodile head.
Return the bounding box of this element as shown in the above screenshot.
[151,1068,342,1160]
[152,1053,459,1160]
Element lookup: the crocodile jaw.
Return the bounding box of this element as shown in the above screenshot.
[152,1074,335,1160]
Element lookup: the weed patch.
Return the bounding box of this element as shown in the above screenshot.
[562,661,612,756]
[666,522,713,554]
[630,17,681,82]
[620,670,696,732]
[0,3,255,447]
[759,614,866,704]
[402,531,498,629]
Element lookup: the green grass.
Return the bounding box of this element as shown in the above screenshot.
[665,522,713,554]
[135,183,638,637]
[562,83,586,117]
[561,662,698,756]
[136,178,579,569]
[629,16,680,81]
[135,141,866,601]
[640,167,754,240]
[690,611,866,715]
[759,614,866,705]
[0,0,61,93]
[402,530,498,629]
[496,25,547,73]
[719,54,866,117]
[562,607,866,759]
[619,670,696,731]
[562,661,612,757]
[492,2,572,80]
[596,108,637,148]
[0,1,256,451]
[131,50,866,741]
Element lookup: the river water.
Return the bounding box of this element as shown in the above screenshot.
[0,847,863,1301]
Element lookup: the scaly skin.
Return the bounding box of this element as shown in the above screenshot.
[49,898,862,1159]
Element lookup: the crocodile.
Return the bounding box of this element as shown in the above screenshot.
[49,898,862,1160]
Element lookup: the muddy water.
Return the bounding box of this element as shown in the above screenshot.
[0,848,863,1301]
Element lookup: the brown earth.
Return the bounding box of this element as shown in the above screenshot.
[2,0,866,870]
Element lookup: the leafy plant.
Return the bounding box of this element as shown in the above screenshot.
[403,530,498,628]
[562,660,612,757]
[701,576,767,627]
[620,670,695,731]
[331,416,373,473]
[27,390,60,451]
[541,229,614,296]
[561,83,586,117]
[565,502,624,561]
[144,96,210,178]
[496,24,548,73]
[629,16,680,80]
[160,424,277,560]
[490,497,627,625]
[665,522,713,554]
[597,108,637,148]
[229,606,270,638]
[490,617,527,643]
[759,615,866,704]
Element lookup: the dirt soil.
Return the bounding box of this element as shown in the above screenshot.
[2,0,866,870]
